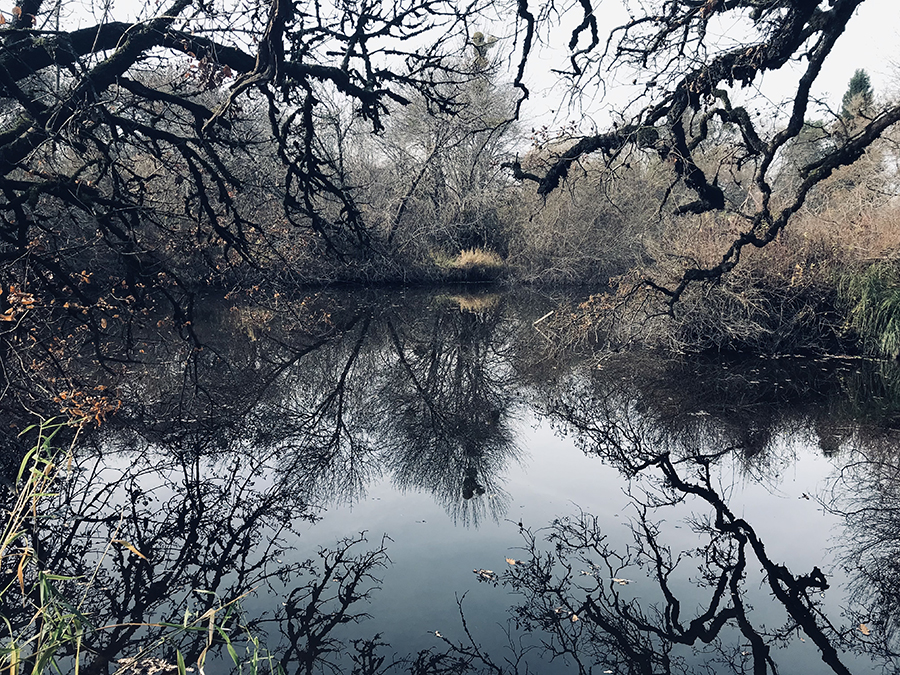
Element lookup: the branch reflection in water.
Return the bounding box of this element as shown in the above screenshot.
[1,289,899,673]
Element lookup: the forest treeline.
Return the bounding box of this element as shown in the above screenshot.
[262,65,900,358]
[1,0,900,360]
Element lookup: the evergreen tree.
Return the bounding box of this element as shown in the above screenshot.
[841,69,874,119]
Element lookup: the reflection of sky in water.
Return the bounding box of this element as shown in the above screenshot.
[281,412,632,660]
[245,411,873,674]
[16,291,899,674]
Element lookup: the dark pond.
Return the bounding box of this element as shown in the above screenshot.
[4,288,900,674]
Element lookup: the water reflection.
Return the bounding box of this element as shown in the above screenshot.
[2,289,900,673]
[531,354,900,473]
[379,297,519,525]
[496,454,855,675]
[6,443,319,674]
[826,441,900,663]
[68,291,527,521]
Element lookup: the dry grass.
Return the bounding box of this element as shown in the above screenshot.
[561,156,900,354]
[503,160,666,284]
[433,247,505,281]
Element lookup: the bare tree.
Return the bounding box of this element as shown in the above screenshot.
[0,0,503,315]
[507,0,900,304]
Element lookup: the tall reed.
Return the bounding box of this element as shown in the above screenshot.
[0,418,87,674]
[839,261,900,358]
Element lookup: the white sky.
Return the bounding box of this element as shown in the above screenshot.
[55,0,900,136]
[515,0,900,133]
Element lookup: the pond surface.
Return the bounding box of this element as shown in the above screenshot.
[4,288,900,674]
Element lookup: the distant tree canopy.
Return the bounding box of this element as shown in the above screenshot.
[0,0,897,316]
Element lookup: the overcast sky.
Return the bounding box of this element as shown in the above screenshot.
[516,0,900,132]
[58,0,900,135]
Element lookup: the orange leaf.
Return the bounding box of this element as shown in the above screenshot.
[112,539,148,560]
[11,6,21,16]
[860,624,871,636]
[0,15,6,24]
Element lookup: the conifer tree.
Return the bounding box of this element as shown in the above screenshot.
[841,69,874,119]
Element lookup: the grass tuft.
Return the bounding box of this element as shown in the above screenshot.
[434,248,505,281]
[839,261,900,358]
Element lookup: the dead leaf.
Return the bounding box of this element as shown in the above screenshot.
[505,557,518,565]
[612,578,631,585]
[17,550,28,593]
[860,624,871,636]
[570,613,579,623]
[112,539,148,560]
[12,6,21,16]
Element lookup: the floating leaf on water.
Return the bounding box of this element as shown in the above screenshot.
[112,539,148,560]
[506,557,520,565]
[434,630,442,638]
[860,624,871,636]
[612,578,631,585]
[473,569,496,581]
[570,613,579,623]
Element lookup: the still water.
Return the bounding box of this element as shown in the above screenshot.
[4,288,900,674]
